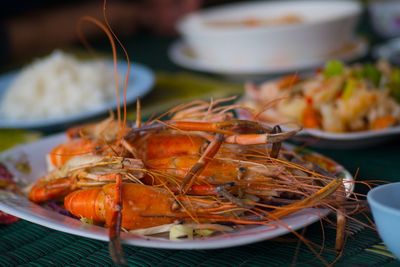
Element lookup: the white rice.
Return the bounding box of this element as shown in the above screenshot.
[0,50,117,120]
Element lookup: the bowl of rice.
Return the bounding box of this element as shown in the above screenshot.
[0,50,154,129]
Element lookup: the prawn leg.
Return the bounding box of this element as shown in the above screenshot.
[270,125,282,158]
[108,174,127,266]
[127,120,273,136]
[268,178,343,219]
[335,182,347,254]
[224,125,297,145]
[180,133,225,194]
[127,120,300,146]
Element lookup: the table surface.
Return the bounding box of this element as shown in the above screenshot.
[1,32,400,266]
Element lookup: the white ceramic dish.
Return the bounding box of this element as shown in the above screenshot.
[169,38,368,76]
[237,109,400,149]
[0,62,154,130]
[367,182,400,259]
[368,0,400,39]
[292,126,400,149]
[0,134,353,249]
[177,0,361,70]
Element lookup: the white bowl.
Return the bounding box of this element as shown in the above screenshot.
[369,0,400,38]
[177,0,362,69]
[367,182,400,259]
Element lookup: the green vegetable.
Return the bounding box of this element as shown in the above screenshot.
[194,229,214,237]
[361,64,381,87]
[388,68,400,103]
[169,224,194,240]
[14,158,31,174]
[323,60,345,78]
[80,217,94,224]
[129,223,178,236]
[342,78,357,100]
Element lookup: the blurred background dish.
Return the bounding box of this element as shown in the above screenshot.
[284,126,400,149]
[237,108,400,149]
[175,0,362,74]
[368,0,400,39]
[0,53,154,130]
[237,59,400,148]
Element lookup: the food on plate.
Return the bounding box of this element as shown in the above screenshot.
[0,50,117,121]
[205,14,303,28]
[242,60,400,133]
[25,96,362,262]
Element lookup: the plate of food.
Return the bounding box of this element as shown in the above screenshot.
[0,50,154,130]
[0,100,356,252]
[238,60,400,148]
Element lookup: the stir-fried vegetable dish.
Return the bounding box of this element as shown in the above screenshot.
[243,60,400,132]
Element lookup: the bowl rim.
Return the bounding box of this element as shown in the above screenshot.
[367,182,400,215]
[177,0,362,36]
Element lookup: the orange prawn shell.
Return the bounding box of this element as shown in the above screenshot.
[64,184,177,230]
[64,187,105,222]
[146,156,239,185]
[142,133,205,161]
[48,139,98,168]
[29,177,76,203]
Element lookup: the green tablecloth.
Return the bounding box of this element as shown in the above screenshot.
[0,218,393,266]
[1,34,400,266]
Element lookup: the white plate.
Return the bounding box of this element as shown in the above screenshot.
[0,62,154,130]
[293,126,400,149]
[237,109,400,149]
[169,38,368,76]
[0,134,353,249]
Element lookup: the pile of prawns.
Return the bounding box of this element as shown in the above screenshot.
[28,97,359,263]
[26,14,365,266]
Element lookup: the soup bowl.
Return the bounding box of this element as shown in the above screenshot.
[177,0,361,69]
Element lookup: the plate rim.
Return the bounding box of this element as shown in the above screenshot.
[236,103,400,143]
[300,125,400,140]
[0,61,154,129]
[169,37,368,75]
[0,133,353,249]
